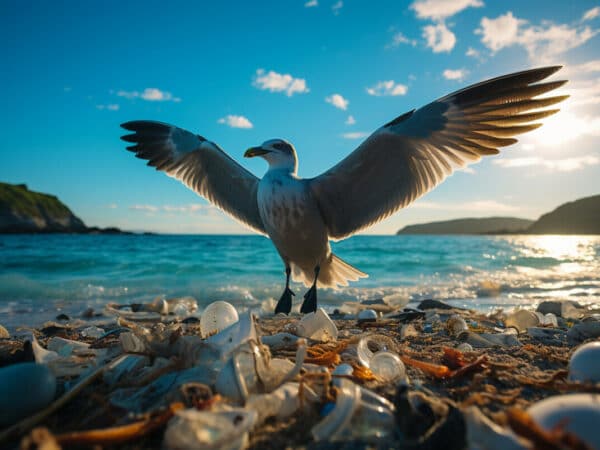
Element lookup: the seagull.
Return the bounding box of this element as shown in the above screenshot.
[120,66,567,314]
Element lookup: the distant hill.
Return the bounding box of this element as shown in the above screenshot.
[527,195,600,234]
[0,182,127,234]
[397,217,533,235]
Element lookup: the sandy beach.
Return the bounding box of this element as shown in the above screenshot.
[1,297,599,449]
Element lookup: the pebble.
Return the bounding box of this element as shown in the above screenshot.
[357,309,378,323]
[0,363,57,426]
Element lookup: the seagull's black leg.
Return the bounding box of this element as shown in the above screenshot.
[275,266,295,314]
[300,266,320,314]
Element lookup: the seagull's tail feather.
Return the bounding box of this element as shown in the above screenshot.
[294,253,368,289]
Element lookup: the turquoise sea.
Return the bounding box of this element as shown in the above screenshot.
[0,234,599,327]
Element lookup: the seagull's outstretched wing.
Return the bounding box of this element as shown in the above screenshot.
[309,66,567,240]
[121,121,265,234]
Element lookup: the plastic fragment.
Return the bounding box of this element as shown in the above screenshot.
[296,308,338,342]
[311,378,395,442]
[55,402,184,446]
[163,407,257,450]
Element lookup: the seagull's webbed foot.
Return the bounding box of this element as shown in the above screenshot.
[300,266,320,314]
[275,286,295,315]
[275,266,294,315]
[300,285,317,314]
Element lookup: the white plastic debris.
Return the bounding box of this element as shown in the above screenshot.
[464,406,529,450]
[505,310,539,333]
[200,301,239,338]
[246,382,317,425]
[527,394,600,450]
[311,378,395,442]
[356,335,406,382]
[568,341,600,383]
[163,408,257,450]
[80,326,105,339]
[296,308,338,342]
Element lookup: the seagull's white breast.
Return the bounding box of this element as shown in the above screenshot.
[257,169,329,265]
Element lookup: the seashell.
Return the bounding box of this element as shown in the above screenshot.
[456,342,473,352]
[311,378,395,442]
[163,407,257,450]
[400,324,419,339]
[0,363,57,426]
[296,308,338,342]
[568,341,600,383]
[527,394,600,450]
[200,301,239,338]
[0,324,9,339]
[505,309,539,333]
[357,309,378,322]
[446,315,468,336]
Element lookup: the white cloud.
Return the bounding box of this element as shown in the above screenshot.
[476,11,599,63]
[345,115,356,125]
[411,0,483,21]
[493,155,600,172]
[522,108,600,146]
[567,59,600,74]
[116,88,181,102]
[466,47,481,58]
[130,204,159,212]
[583,6,600,22]
[96,104,120,111]
[332,0,343,14]
[305,0,318,7]
[218,115,253,129]
[423,22,456,53]
[129,204,215,214]
[341,132,369,139]
[253,69,309,96]
[366,80,408,96]
[443,68,468,81]
[325,93,349,110]
[388,32,417,47]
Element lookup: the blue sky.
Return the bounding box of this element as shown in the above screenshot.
[1,0,599,234]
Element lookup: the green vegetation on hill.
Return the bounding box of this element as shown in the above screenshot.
[527,195,600,234]
[0,182,86,233]
[396,217,533,235]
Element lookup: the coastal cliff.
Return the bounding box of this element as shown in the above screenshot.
[396,217,533,235]
[526,195,600,234]
[396,195,600,235]
[0,182,126,234]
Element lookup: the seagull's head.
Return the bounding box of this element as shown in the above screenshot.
[244,139,298,173]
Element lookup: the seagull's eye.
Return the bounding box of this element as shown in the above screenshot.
[273,143,288,152]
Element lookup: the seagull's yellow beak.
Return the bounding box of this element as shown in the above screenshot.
[244,147,270,158]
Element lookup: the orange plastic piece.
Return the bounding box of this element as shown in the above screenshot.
[55,402,184,446]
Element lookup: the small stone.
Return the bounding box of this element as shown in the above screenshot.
[357,309,378,323]
[55,313,70,321]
